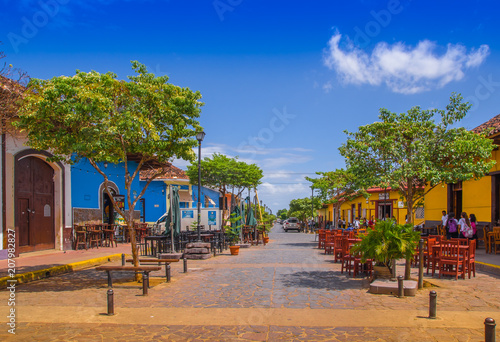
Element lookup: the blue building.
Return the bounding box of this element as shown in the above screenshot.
[140,165,221,228]
[71,157,143,225]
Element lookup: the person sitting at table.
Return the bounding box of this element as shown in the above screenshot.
[469,213,478,240]
[445,212,458,239]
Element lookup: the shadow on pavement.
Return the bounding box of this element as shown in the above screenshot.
[282,242,317,248]
[13,268,130,292]
[279,270,370,290]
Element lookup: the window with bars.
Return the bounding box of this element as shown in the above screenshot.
[415,207,425,219]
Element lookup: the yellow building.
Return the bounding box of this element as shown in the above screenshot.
[317,188,421,228]
[424,114,500,227]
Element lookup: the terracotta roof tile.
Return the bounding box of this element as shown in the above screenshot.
[139,163,189,181]
[472,113,500,136]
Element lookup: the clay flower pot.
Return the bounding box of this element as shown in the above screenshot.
[229,246,240,255]
[263,237,270,244]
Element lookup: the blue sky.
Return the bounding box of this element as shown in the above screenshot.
[2,0,500,213]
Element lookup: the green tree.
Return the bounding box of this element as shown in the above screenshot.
[339,93,495,225]
[186,153,263,224]
[15,61,203,268]
[339,93,496,279]
[306,168,362,224]
[276,208,288,220]
[288,197,322,229]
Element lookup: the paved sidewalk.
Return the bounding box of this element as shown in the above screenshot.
[0,226,499,341]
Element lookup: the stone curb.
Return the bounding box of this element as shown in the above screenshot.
[476,261,500,276]
[0,253,125,287]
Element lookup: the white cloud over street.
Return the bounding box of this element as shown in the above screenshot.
[324,32,489,94]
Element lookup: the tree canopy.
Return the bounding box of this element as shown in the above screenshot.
[339,93,495,223]
[186,153,263,199]
[276,208,288,220]
[306,168,362,222]
[15,61,203,266]
[288,197,322,225]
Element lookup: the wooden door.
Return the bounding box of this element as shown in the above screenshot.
[15,157,55,253]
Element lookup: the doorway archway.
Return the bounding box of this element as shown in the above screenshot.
[15,156,55,253]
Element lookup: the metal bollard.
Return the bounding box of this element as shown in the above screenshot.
[166,264,171,283]
[418,239,424,289]
[142,272,149,296]
[107,289,114,315]
[429,291,437,319]
[213,242,216,257]
[392,259,397,278]
[183,257,188,273]
[121,253,125,266]
[485,317,496,342]
[397,275,404,298]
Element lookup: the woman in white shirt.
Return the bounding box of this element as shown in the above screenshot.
[457,212,472,239]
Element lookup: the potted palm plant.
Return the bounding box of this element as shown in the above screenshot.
[226,213,242,255]
[258,224,271,243]
[351,219,420,279]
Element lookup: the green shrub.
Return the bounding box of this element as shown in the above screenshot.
[351,219,420,272]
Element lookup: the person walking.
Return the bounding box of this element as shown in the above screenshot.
[458,212,473,239]
[469,213,478,240]
[445,212,458,239]
[441,210,448,230]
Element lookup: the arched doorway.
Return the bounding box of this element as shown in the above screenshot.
[102,188,116,224]
[15,156,55,253]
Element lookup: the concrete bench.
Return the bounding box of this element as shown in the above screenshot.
[95,265,161,295]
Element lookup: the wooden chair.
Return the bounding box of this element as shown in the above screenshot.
[324,231,334,254]
[493,227,500,254]
[333,235,344,262]
[451,238,469,246]
[340,236,353,274]
[464,239,476,279]
[317,230,326,249]
[437,224,446,237]
[102,223,117,247]
[86,224,101,249]
[428,235,443,243]
[74,225,87,250]
[438,241,465,280]
[476,225,488,251]
[425,238,438,276]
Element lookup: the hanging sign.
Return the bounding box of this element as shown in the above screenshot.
[182,210,194,219]
[208,211,217,225]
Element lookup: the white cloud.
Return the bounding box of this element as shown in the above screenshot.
[324,31,490,94]
[322,81,333,93]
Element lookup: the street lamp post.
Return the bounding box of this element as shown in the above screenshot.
[310,187,314,233]
[196,131,206,242]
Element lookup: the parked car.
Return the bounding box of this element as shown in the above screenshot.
[284,217,300,232]
[154,212,168,233]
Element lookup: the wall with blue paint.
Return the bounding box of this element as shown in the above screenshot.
[140,182,221,223]
[139,180,167,222]
[192,185,220,208]
[71,158,141,210]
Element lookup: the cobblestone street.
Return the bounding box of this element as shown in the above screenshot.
[1,224,499,341]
